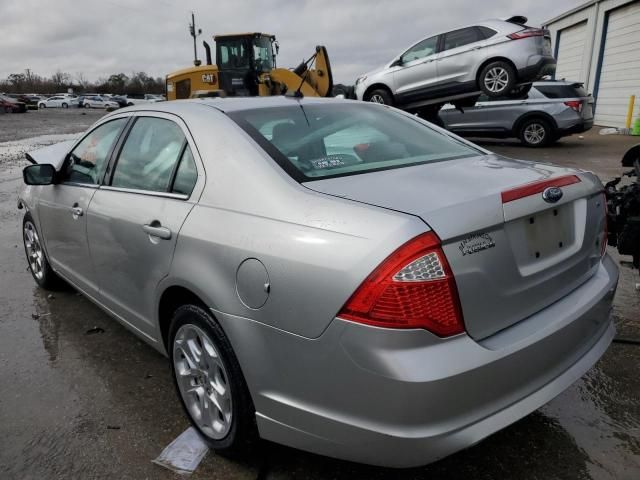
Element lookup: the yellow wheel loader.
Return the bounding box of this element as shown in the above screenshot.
[166,33,333,100]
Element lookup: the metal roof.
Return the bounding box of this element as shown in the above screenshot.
[543,0,599,26]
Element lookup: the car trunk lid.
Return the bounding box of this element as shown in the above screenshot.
[305,154,606,339]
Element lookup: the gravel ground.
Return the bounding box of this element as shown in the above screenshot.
[0,109,638,480]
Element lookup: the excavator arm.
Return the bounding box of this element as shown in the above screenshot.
[267,46,333,97]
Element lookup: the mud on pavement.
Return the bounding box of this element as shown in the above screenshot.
[0,114,639,479]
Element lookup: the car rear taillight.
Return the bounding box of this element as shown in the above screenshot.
[337,232,465,337]
[564,100,582,113]
[507,28,544,40]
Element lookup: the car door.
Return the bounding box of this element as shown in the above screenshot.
[440,94,492,132]
[87,114,201,338]
[436,27,488,91]
[37,117,129,294]
[393,35,440,104]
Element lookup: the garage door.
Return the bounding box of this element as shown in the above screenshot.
[595,1,640,127]
[555,21,588,82]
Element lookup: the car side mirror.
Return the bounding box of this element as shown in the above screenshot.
[23,164,56,185]
[391,58,404,67]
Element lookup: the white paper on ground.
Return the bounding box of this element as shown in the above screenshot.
[152,427,210,475]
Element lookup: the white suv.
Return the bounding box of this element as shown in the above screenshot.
[355,17,555,108]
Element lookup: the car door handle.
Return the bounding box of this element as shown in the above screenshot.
[472,46,483,50]
[70,206,83,217]
[142,224,172,240]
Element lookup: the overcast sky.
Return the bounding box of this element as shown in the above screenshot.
[2,0,585,85]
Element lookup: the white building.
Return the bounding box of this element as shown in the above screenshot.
[544,0,640,127]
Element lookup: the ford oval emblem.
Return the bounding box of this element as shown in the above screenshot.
[542,186,563,203]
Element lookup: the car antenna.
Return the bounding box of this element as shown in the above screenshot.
[287,50,319,99]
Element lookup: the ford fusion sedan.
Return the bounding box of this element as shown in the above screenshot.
[355,16,555,107]
[19,97,616,468]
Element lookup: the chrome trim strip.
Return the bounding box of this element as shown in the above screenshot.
[99,185,189,200]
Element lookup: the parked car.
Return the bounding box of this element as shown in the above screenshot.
[440,80,594,147]
[19,97,616,468]
[83,96,119,109]
[122,93,162,106]
[110,95,129,108]
[18,95,43,110]
[38,96,78,109]
[355,16,555,107]
[76,94,100,108]
[0,95,27,113]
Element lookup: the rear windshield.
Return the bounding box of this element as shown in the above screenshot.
[535,84,588,98]
[228,103,480,181]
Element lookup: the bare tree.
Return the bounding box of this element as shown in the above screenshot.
[75,72,90,90]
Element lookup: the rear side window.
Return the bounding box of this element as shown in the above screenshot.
[228,103,479,181]
[172,145,198,196]
[442,27,484,51]
[111,117,185,192]
[478,26,497,39]
[535,84,588,98]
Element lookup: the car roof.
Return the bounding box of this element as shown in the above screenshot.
[116,96,352,115]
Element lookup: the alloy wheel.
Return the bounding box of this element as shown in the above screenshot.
[523,123,546,145]
[173,324,233,440]
[484,67,509,93]
[24,221,45,280]
[369,94,386,104]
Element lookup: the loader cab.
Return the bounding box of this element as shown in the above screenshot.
[215,33,276,96]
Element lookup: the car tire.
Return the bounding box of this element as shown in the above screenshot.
[62,103,68,109]
[169,304,258,457]
[479,61,516,98]
[367,89,394,106]
[23,213,63,290]
[518,118,553,147]
[5,106,12,114]
[39,103,46,109]
[84,103,91,109]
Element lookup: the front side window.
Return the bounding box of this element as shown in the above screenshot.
[442,27,483,51]
[61,118,127,185]
[229,103,479,181]
[111,117,185,192]
[402,36,438,63]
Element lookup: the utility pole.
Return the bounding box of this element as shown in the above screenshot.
[189,12,202,67]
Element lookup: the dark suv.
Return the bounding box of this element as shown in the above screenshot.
[440,81,594,147]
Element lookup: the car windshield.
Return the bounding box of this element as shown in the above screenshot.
[228,103,480,181]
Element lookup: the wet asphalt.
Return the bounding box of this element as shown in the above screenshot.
[0,109,639,480]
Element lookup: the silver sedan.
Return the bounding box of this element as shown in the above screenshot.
[19,97,617,467]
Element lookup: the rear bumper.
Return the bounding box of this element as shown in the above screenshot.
[216,254,618,468]
[560,119,594,135]
[518,56,557,82]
